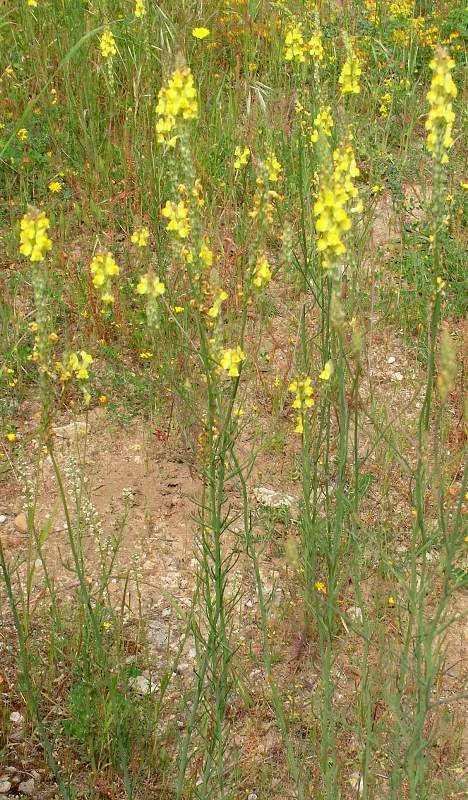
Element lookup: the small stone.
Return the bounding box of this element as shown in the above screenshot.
[0,515,8,524]
[387,356,396,364]
[392,372,403,381]
[18,778,35,795]
[0,781,11,794]
[128,674,156,695]
[10,711,24,725]
[248,794,258,800]
[14,513,28,534]
[347,606,363,624]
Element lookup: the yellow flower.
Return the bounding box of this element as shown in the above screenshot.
[161,200,190,238]
[27,0,38,6]
[192,27,210,40]
[425,48,457,164]
[313,141,361,269]
[19,208,53,263]
[253,253,272,288]
[234,145,250,169]
[289,375,314,433]
[90,251,120,304]
[387,595,395,608]
[207,289,228,318]
[338,49,362,94]
[136,273,165,298]
[69,351,93,381]
[134,0,146,17]
[6,432,16,442]
[156,67,198,147]
[265,152,282,183]
[98,394,108,405]
[219,347,246,378]
[315,581,327,594]
[131,227,150,247]
[308,30,324,62]
[319,360,334,381]
[100,29,117,59]
[48,181,62,193]
[310,106,334,142]
[284,22,306,63]
[199,240,213,267]
[17,128,28,142]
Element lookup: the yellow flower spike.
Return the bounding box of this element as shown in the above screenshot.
[219,347,246,378]
[425,48,457,164]
[289,375,314,432]
[131,227,150,247]
[161,200,191,238]
[265,152,282,183]
[136,273,165,299]
[69,350,93,381]
[192,27,210,40]
[284,22,306,63]
[310,106,334,142]
[253,253,272,289]
[234,145,250,169]
[19,208,53,263]
[338,48,362,94]
[134,0,146,17]
[319,360,334,381]
[100,29,117,59]
[156,67,198,147]
[199,240,214,267]
[207,289,228,319]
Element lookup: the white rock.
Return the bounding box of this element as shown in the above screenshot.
[18,778,35,795]
[129,674,157,695]
[387,356,396,364]
[0,515,8,524]
[347,606,363,624]
[10,711,24,725]
[0,781,11,794]
[252,486,296,509]
[14,513,28,534]
[52,420,87,440]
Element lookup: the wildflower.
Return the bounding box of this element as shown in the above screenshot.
[265,151,282,183]
[319,360,334,381]
[17,128,28,142]
[199,240,214,267]
[192,27,210,40]
[100,29,117,59]
[90,251,120,304]
[156,67,198,146]
[139,351,153,359]
[310,106,333,142]
[315,581,327,594]
[253,253,272,288]
[289,375,314,433]
[284,22,306,63]
[131,227,150,247]
[48,180,62,193]
[387,595,395,608]
[161,200,191,238]
[48,332,59,343]
[338,49,362,94]
[425,48,457,164]
[234,145,250,169]
[307,29,324,62]
[19,208,52,262]
[6,432,16,442]
[136,273,166,298]
[219,347,246,378]
[371,184,383,193]
[313,141,361,269]
[27,0,38,6]
[207,289,228,318]
[69,351,93,381]
[98,394,108,405]
[134,0,145,17]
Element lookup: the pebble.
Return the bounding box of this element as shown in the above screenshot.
[128,674,157,695]
[0,781,11,794]
[14,513,28,534]
[0,515,8,524]
[18,778,35,796]
[10,711,24,725]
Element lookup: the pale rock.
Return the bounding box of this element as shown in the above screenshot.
[252,486,296,509]
[129,674,156,695]
[347,606,363,624]
[18,777,35,795]
[52,420,87,440]
[0,781,11,794]
[14,513,28,534]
